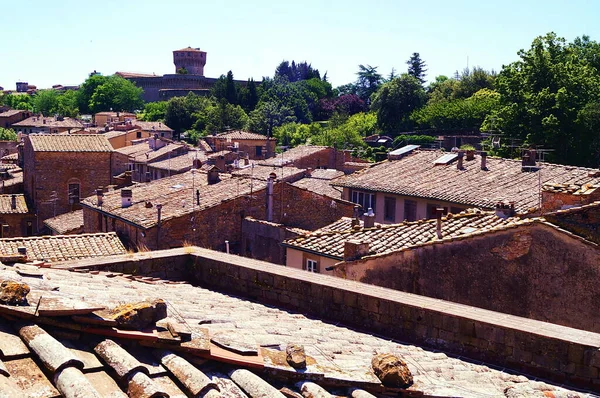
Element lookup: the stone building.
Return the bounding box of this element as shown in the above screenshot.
[116,47,249,102]
[0,194,35,237]
[12,115,83,134]
[204,131,276,160]
[0,109,32,128]
[332,147,600,223]
[23,134,114,227]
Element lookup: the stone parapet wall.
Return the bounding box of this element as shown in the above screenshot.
[55,247,600,391]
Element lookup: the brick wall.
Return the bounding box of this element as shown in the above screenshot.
[57,247,600,391]
[241,218,302,264]
[545,204,600,245]
[334,222,600,334]
[24,148,113,224]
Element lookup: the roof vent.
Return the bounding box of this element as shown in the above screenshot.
[121,189,133,208]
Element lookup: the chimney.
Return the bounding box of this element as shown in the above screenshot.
[363,208,375,228]
[215,155,226,171]
[10,194,16,210]
[121,189,132,208]
[457,151,464,170]
[343,240,370,261]
[435,207,444,239]
[351,205,361,228]
[156,203,163,226]
[305,168,313,178]
[495,201,516,218]
[266,172,276,222]
[96,188,104,206]
[192,158,201,169]
[207,167,220,185]
[521,149,537,170]
[480,151,488,170]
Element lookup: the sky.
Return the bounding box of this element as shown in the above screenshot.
[1,0,599,91]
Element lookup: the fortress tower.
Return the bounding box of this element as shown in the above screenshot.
[173,47,207,76]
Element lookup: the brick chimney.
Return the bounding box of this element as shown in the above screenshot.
[480,151,488,170]
[351,205,361,228]
[435,207,444,239]
[495,201,516,218]
[96,188,104,207]
[343,240,370,261]
[521,149,537,171]
[192,158,201,169]
[207,166,220,185]
[121,189,132,208]
[457,151,464,170]
[266,172,276,222]
[10,194,16,210]
[363,208,375,228]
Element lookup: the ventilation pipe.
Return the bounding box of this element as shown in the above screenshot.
[457,152,464,170]
[96,189,104,207]
[436,207,444,239]
[480,151,488,170]
[363,208,375,228]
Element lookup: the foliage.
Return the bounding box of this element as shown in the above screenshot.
[1,94,33,111]
[273,122,323,147]
[249,100,296,137]
[31,89,79,117]
[370,74,427,133]
[412,88,500,130]
[138,101,168,121]
[204,101,249,135]
[238,78,259,112]
[275,61,321,82]
[78,75,143,114]
[485,32,600,166]
[406,52,427,84]
[341,112,378,137]
[165,93,212,133]
[176,67,188,74]
[355,64,384,104]
[392,134,436,147]
[316,94,366,120]
[459,144,476,150]
[0,127,17,141]
[427,68,496,103]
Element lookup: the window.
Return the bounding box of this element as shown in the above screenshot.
[404,199,417,222]
[68,183,80,205]
[306,259,318,273]
[136,131,142,139]
[426,204,448,219]
[384,197,396,222]
[350,190,376,213]
[255,146,263,157]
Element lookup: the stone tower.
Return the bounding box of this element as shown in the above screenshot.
[173,47,207,76]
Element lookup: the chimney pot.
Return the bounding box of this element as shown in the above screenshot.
[480,151,488,170]
[351,205,361,227]
[457,151,464,170]
[435,207,444,239]
[96,188,104,206]
[363,208,376,228]
[121,189,132,208]
[10,194,16,210]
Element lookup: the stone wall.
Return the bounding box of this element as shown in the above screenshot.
[545,204,600,245]
[241,217,302,264]
[334,223,600,334]
[56,247,600,391]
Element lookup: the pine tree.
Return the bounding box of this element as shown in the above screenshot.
[406,53,428,84]
[225,71,238,105]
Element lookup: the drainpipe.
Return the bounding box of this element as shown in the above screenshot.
[225,240,230,254]
[436,207,444,239]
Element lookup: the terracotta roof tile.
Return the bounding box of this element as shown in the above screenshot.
[116,142,186,163]
[148,152,202,172]
[0,194,28,214]
[231,164,306,182]
[213,130,272,140]
[333,150,600,214]
[0,110,24,118]
[135,121,174,132]
[12,116,83,129]
[28,134,113,152]
[0,232,126,262]
[43,210,84,235]
[290,169,344,199]
[81,171,266,228]
[259,145,330,166]
[316,216,381,232]
[283,211,522,259]
[0,260,584,397]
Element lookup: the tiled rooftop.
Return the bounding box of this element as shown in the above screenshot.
[0,109,24,117]
[0,232,126,262]
[28,134,113,152]
[283,210,525,259]
[316,216,382,232]
[0,194,28,214]
[231,164,306,182]
[135,121,174,132]
[332,150,600,214]
[147,152,203,172]
[81,171,266,228]
[0,258,585,397]
[212,130,273,140]
[291,169,344,199]
[12,116,83,129]
[259,145,330,166]
[43,210,84,235]
[116,142,186,163]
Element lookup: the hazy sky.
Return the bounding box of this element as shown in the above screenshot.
[1,0,598,90]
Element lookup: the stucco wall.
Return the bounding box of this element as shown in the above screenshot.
[335,223,600,333]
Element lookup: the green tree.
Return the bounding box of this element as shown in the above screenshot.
[139,101,168,121]
[487,32,600,165]
[0,128,17,141]
[165,93,211,133]
[89,75,144,113]
[55,90,79,117]
[273,122,323,147]
[406,52,427,84]
[370,74,427,133]
[32,89,60,116]
[249,101,296,137]
[1,94,33,111]
[204,101,249,134]
[77,74,109,114]
[239,78,259,112]
[356,64,383,104]
[225,71,238,105]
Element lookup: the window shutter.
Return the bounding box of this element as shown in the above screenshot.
[302,258,307,270]
[315,261,320,273]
